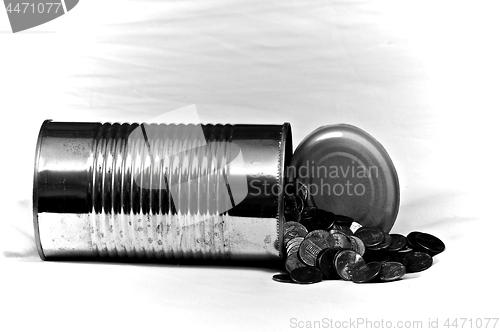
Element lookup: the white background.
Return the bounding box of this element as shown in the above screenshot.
[1,1,499,331]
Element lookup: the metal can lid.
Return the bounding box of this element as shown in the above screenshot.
[288,124,400,232]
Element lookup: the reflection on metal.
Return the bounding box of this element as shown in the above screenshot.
[33,121,292,261]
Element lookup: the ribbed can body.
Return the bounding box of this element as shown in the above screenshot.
[33,121,292,261]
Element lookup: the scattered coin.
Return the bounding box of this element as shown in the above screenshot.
[316,248,340,279]
[326,232,352,250]
[334,250,365,281]
[296,181,308,201]
[406,251,433,273]
[352,261,382,283]
[334,215,354,226]
[286,238,303,257]
[285,253,307,273]
[386,234,407,252]
[349,236,366,256]
[354,227,385,248]
[304,229,331,240]
[298,237,330,266]
[311,209,336,231]
[368,233,392,251]
[379,262,406,282]
[290,266,323,284]
[272,273,294,283]
[330,224,354,236]
[411,231,445,256]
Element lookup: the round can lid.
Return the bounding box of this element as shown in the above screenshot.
[289,124,400,232]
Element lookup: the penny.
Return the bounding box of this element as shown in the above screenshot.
[316,248,340,279]
[329,229,349,237]
[354,227,385,248]
[368,233,392,251]
[272,273,294,283]
[390,246,413,266]
[413,232,445,256]
[298,237,330,266]
[406,251,433,273]
[330,224,354,236]
[326,232,352,250]
[284,221,308,233]
[311,209,336,231]
[286,237,304,253]
[363,250,392,263]
[334,249,365,281]
[304,230,331,240]
[352,261,382,283]
[284,229,307,245]
[335,215,354,226]
[349,236,366,256]
[379,262,406,282]
[290,266,323,284]
[286,241,302,257]
[285,253,307,273]
[405,231,421,249]
[296,181,309,201]
[386,234,407,252]
[295,196,304,214]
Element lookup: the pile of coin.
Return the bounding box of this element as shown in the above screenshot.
[274,183,445,284]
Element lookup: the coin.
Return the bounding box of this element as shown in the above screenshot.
[352,261,382,283]
[363,250,392,263]
[386,234,407,252]
[295,196,304,214]
[286,241,302,257]
[304,230,331,240]
[390,246,413,266]
[285,253,307,273]
[272,273,294,283]
[290,266,323,284]
[284,221,308,234]
[354,227,385,247]
[335,215,354,226]
[406,251,433,273]
[334,249,365,281]
[298,237,330,266]
[349,236,366,256]
[368,233,392,251]
[406,231,420,247]
[329,224,354,236]
[326,232,352,250]
[316,248,340,279]
[379,262,406,282]
[411,232,445,256]
[296,181,309,201]
[311,209,336,231]
[286,237,304,254]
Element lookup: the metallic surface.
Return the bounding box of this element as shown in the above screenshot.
[289,124,400,232]
[33,121,292,261]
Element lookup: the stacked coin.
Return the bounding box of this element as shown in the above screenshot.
[273,217,445,284]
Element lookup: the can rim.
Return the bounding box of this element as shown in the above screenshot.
[32,119,52,260]
[277,122,292,259]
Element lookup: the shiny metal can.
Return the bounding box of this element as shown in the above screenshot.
[33,121,292,261]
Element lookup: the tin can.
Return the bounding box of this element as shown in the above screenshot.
[33,121,292,261]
